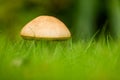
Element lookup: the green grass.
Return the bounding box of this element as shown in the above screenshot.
[0,35,120,80]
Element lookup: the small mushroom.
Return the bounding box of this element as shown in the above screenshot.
[20,16,71,40]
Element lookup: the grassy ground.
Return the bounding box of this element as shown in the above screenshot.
[0,35,120,80]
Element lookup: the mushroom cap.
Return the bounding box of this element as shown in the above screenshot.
[20,16,71,40]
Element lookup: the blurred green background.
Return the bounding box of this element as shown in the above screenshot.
[0,0,120,41]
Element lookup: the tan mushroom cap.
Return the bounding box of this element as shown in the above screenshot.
[20,16,71,40]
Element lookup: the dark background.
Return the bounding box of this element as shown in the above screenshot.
[0,0,120,41]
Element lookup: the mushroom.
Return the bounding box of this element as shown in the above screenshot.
[20,16,71,40]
